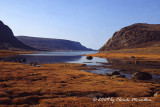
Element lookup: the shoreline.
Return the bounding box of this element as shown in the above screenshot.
[0,50,37,57]
[86,47,160,60]
[85,50,160,75]
[85,52,160,60]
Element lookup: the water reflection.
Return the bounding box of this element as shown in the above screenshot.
[0,51,97,64]
[0,55,82,64]
[0,51,108,65]
[106,58,160,69]
[105,58,160,79]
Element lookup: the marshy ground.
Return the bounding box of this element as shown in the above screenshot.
[0,48,160,106]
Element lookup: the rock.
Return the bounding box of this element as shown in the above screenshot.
[154,91,160,97]
[14,59,21,63]
[29,62,34,66]
[21,59,26,63]
[120,75,126,78]
[86,56,93,60]
[35,64,43,67]
[132,72,152,80]
[110,71,120,75]
[33,63,37,66]
[130,56,135,58]
[29,62,36,66]
[29,62,42,67]
[104,73,112,76]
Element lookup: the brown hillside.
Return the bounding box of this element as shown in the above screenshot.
[99,23,160,51]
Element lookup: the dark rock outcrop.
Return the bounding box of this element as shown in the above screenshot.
[86,56,93,60]
[99,23,160,51]
[110,71,120,75]
[0,20,35,50]
[132,72,152,80]
[16,36,93,51]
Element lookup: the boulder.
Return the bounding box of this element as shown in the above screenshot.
[111,71,120,75]
[132,72,152,80]
[86,56,93,60]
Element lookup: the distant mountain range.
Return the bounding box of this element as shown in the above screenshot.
[3,20,159,52]
[0,20,93,51]
[99,23,160,51]
[16,36,93,51]
[0,20,35,50]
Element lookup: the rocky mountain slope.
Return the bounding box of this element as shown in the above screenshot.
[99,23,160,51]
[0,20,35,50]
[17,36,93,51]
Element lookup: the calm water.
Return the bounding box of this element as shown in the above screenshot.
[1,51,160,79]
[2,51,107,65]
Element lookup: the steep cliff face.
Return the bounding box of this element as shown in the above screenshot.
[0,20,35,50]
[99,23,160,51]
[17,36,93,51]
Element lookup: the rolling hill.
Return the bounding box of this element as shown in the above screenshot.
[99,23,160,51]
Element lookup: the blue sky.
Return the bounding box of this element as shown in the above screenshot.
[0,0,160,49]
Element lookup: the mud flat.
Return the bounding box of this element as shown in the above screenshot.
[0,60,160,106]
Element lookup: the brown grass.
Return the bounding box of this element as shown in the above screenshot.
[87,52,160,60]
[101,46,160,54]
[95,47,160,58]
[0,61,160,106]
[0,50,36,57]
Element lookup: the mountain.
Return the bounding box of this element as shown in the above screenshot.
[0,20,35,50]
[16,36,93,51]
[99,23,160,51]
